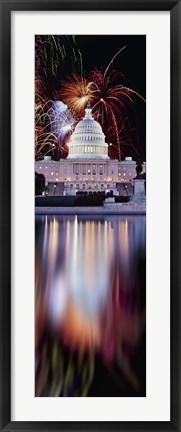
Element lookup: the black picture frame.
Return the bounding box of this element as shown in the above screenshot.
[0,0,180,431]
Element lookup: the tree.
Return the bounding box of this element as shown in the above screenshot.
[35,172,45,195]
[136,159,143,177]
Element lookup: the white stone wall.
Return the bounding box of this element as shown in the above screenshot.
[68,142,109,159]
[118,162,146,182]
[35,161,60,184]
[35,158,146,186]
[61,160,119,182]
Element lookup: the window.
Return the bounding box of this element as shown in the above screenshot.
[75,164,79,174]
[99,164,103,175]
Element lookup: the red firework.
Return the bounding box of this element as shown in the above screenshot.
[59,47,145,160]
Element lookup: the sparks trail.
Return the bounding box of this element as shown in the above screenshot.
[35,35,82,80]
[35,38,145,160]
[58,74,97,118]
[35,36,83,159]
[35,100,75,160]
[59,46,145,158]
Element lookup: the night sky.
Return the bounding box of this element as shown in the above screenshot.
[36,35,146,160]
[76,35,146,99]
[76,35,146,160]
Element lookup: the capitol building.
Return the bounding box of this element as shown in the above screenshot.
[35,102,146,195]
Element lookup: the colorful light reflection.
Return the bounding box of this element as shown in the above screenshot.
[35,215,146,397]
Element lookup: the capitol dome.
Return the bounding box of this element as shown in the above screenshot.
[67,101,109,160]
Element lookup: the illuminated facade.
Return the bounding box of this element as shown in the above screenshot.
[35,103,146,195]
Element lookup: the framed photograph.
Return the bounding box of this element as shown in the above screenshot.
[0,0,180,431]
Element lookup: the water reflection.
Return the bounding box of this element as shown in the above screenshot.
[35,215,146,397]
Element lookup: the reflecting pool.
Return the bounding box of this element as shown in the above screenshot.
[35,215,146,397]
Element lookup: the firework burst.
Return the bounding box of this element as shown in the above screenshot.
[89,63,145,159]
[58,74,98,118]
[35,100,75,160]
[59,46,145,159]
[35,36,84,159]
[35,39,145,160]
[106,117,139,159]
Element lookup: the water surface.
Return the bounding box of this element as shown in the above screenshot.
[35,215,146,397]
